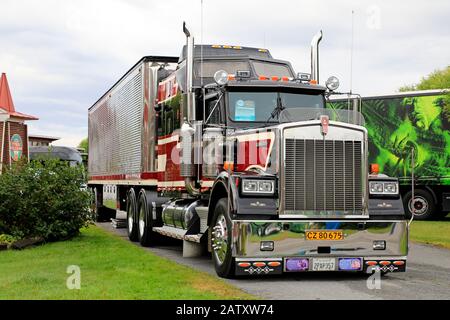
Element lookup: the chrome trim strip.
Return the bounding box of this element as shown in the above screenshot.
[236,258,283,262]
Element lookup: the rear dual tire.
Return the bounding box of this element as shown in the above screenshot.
[137,190,160,247]
[126,189,139,241]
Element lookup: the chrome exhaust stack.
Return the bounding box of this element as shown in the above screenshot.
[181,22,201,196]
[311,30,323,83]
[183,22,196,121]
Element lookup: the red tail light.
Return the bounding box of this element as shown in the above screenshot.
[238,262,251,268]
[253,262,266,268]
[267,262,281,267]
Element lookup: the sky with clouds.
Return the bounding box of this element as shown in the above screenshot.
[0,0,448,147]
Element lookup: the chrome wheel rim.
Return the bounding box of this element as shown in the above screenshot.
[128,204,134,233]
[139,206,145,237]
[409,196,428,216]
[212,214,228,266]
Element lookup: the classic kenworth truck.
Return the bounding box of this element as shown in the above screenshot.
[88,23,408,278]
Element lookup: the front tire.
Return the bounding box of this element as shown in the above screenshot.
[211,198,235,279]
[126,189,139,241]
[403,189,436,220]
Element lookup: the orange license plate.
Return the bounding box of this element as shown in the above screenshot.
[305,230,343,241]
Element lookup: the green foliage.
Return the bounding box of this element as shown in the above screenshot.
[78,137,88,153]
[0,159,93,241]
[0,234,19,245]
[399,66,450,92]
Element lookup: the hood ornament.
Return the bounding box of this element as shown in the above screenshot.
[320,115,329,136]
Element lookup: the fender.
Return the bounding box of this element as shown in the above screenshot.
[208,171,239,225]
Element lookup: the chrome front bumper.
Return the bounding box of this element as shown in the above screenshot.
[231,220,408,275]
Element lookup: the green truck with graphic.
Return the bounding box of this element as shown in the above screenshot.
[329,89,450,220]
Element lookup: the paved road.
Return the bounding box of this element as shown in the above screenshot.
[97,222,450,300]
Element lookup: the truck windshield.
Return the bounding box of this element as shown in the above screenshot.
[229,91,324,122]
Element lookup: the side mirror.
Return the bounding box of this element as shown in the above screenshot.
[325,76,340,91]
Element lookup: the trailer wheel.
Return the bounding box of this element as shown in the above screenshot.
[403,189,436,220]
[137,190,160,247]
[126,189,139,241]
[211,198,235,279]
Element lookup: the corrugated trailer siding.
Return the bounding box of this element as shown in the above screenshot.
[89,66,144,177]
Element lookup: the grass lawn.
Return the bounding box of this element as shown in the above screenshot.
[410,214,450,249]
[0,225,254,300]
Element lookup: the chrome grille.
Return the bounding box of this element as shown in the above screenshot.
[284,139,363,213]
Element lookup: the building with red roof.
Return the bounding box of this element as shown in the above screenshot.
[0,73,38,170]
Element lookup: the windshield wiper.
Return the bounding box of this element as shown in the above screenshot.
[264,93,284,125]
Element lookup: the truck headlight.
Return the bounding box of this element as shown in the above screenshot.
[369,182,383,194]
[242,179,275,195]
[384,182,398,194]
[369,181,399,196]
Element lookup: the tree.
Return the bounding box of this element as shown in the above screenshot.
[400,66,450,123]
[78,137,88,153]
[399,66,450,92]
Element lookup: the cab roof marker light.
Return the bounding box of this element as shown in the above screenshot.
[259,75,269,80]
[271,76,280,81]
[366,261,378,266]
[393,261,405,266]
[211,45,221,48]
[233,46,242,50]
[380,261,391,266]
[223,45,232,49]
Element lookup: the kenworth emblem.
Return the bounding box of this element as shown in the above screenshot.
[320,115,329,136]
